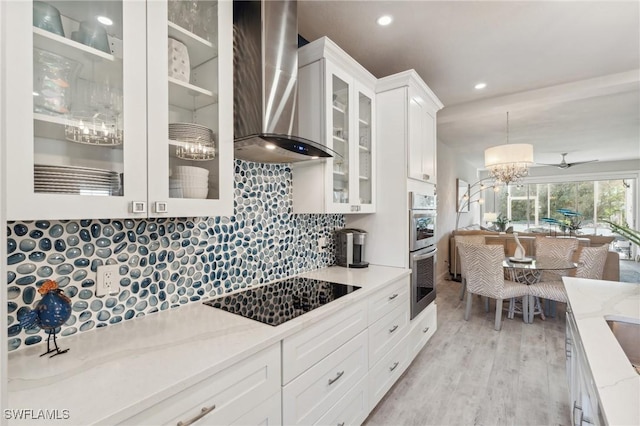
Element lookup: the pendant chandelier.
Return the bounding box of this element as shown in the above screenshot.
[484,112,533,185]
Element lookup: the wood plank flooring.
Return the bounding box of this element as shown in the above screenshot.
[365,278,570,426]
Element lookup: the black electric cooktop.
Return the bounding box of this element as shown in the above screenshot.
[204,277,361,326]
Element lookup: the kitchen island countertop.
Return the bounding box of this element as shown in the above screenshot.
[8,264,410,425]
[563,277,640,426]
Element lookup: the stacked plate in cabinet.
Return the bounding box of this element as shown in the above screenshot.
[171,165,209,199]
[34,164,121,196]
[169,122,216,161]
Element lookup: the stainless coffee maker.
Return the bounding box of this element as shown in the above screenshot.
[335,228,369,268]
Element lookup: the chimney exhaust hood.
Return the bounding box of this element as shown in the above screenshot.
[233,0,337,163]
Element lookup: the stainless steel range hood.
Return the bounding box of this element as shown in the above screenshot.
[233,0,337,163]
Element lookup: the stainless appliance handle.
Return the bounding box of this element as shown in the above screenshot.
[411,247,437,262]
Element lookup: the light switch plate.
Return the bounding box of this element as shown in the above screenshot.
[96,264,120,296]
[318,237,327,253]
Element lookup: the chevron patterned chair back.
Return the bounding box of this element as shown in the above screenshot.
[576,244,609,279]
[535,237,579,282]
[454,235,487,300]
[458,243,530,330]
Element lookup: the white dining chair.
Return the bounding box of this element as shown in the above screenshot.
[458,243,530,331]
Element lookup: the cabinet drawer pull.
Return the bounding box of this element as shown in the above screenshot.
[328,370,345,385]
[389,324,399,333]
[177,404,216,426]
[388,293,399,301]
[389,361,399,372]
[337,423,345,426]
[422,327,430,334]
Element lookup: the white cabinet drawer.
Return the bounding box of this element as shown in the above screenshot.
[229,391,281,426]
[315,375,369,426]
[368,303,409,367]
[368,337,409,411]
[368,276,409,324]
[282,300,367,384]
[283,330,368,425]
[408,302,437,359]
[119,343,280,425]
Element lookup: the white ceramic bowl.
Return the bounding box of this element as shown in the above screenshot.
[174,176,208,186]
[173,166,209,177]
[182,186,208,199]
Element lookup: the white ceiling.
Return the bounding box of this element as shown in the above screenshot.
[298,0,640,170]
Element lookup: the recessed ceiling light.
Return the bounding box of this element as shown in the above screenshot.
[97,16,113,26]
[265,143,276,150]
[377,15,393,26]
[474,82,487,90]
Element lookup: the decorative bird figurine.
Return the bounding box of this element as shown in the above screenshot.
[20,279,72,357]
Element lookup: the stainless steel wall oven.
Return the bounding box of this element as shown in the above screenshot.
[409,192,437,319]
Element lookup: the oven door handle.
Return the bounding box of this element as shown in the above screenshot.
[411,247,437,262]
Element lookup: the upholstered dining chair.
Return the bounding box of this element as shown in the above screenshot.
[527,244,609,322]
[535,237,579,281]
[454,235,486,300]
[458,243,530,331]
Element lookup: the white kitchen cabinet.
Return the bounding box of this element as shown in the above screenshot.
[294,37,376,214]
[377,70,443,185]
[4,0,232,220]
[120,343,281,425]
[407,301,437,360]
[282,299,368,384]
[566,309,603,426]
[368,334,410,411]
[282,330,368,425]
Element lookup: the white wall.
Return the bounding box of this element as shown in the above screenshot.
[436,140,479,280]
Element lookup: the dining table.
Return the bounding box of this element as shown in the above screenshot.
[503,256,577,323]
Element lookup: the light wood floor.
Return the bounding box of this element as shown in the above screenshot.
[365,278,570,426]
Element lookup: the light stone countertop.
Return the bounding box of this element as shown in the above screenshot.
[8,265,410,425]
[563,277,640,426]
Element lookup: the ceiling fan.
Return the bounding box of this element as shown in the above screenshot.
[538,153,598,169]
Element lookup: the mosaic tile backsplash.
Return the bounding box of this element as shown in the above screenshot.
[7,161,344,351]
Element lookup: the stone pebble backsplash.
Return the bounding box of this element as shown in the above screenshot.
[6,161,344,351]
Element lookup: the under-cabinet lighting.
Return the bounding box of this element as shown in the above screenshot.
[474,82,487,90]
[33,92,39,97]
[265,143,276,150]
[97,16,113,26]
[377,15,393,26]
[311,156,319,160]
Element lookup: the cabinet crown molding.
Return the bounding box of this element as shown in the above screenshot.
[299,36,377,87]
[376,70,444,111]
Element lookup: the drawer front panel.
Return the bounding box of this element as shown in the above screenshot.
[315,375,369,426]
[283,330,368,425]
[120,343,281,425]
[282,300,367,384]
[229,391,281,426]
[408,302,437,359]
[369,337,409,411]
[368,276,409,324]
[368,303,409,367]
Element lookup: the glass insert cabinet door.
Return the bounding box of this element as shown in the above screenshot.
[357,87,374,210]
[5,1,147,221]
[330,72,351,207]
[146,0,233,218]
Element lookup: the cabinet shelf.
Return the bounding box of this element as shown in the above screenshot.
[168,21,217,67]
[168,139,216,161]
[358,144,370,152]
[34,113,123,147]
[168,77,218,110]
[359,176,369,181]
[33,27,122,86]
[333,135,347,144]
[359,118,369,126]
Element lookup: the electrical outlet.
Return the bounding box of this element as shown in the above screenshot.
[318,237,327,253]
[96,264,120,297]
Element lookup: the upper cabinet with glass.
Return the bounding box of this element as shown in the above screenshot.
[147,0,233,218]
[3,0,233,220]
[294,37,376,214]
